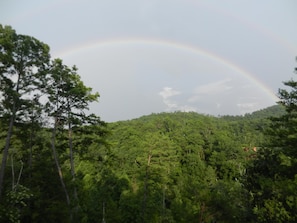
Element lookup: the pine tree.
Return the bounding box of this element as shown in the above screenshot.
[247,60,297,222]
[0,25,50,200]
[45,58,103,221]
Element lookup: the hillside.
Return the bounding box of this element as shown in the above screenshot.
[100,106,281,222]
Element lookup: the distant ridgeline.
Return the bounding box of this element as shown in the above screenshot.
[111,104,285,123]
[220,104,286,121]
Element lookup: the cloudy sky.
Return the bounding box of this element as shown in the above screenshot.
[1,0,297,122]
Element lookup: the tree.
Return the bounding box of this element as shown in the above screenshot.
[0,25,50,200]
[247,60,297,222]
[45,58,102,220]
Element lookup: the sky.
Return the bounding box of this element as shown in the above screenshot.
[1,0,297,122]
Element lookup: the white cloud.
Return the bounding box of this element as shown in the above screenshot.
[159,87,198,112]
[159,87,181,111]
[159,87,181,99]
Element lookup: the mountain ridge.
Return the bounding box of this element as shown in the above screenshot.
[109,104,285,123]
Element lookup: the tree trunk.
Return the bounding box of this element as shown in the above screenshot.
[0,72,21,200]
[68,121,79,220]
[68,123,77,198]
[51,118,71,207]
[142,166,148,223]
[142,151,152,223]
[0,114,15,200]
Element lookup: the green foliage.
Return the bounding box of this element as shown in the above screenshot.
[0,25,108,222]
[2,24,296,223]
[0,185,33,223]
[102,111,266,222]
[246,62,297,222]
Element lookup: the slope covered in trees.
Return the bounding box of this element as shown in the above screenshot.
[102,107,277,222]
[1,25,297,223]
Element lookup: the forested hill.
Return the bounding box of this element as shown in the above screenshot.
[108,105,284,159]
[98,105,283,222]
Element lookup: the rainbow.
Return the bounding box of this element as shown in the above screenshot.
[53,37,279,102]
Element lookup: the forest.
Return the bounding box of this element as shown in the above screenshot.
[0,25,297,223]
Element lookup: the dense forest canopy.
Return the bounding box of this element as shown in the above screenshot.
[0,25,296,223]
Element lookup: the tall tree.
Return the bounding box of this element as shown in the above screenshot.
[0,25,50,199]
[247,60,297,222]
[45,58,101,220]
